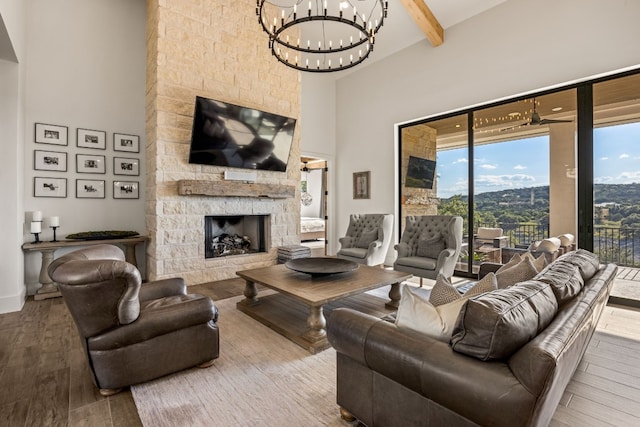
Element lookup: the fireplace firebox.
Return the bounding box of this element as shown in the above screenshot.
[204,215,269,258]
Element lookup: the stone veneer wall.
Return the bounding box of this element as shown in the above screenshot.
[400,124,438,231]
[146,0,301,284]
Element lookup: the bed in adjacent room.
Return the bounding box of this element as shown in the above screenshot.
[301,216,325,241]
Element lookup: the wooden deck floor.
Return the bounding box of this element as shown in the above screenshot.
[1,278,640,426]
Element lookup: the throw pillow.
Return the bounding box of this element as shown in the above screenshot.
[429,274,462,306]
[464,272,498,298]
[522,252,548,272]
[554,249,600,281]
[535,262,584,305]
[450,280,558,361]
[395,285,467,342]
[495,256,538,289]
[429,273,498,306]
[416,234,445,259]
[496,253,521,274]
[356,228,379,249]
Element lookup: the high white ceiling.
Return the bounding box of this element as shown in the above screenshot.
[357,0,509,68]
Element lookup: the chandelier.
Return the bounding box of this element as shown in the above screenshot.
[256,0,389,73]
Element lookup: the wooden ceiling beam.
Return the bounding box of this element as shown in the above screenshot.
[399,0,444,47]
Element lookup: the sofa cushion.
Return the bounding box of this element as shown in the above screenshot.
[416,234,445,258]
[356,228,379,249]
[450,280,558,361]
[495,256,538,288]
[535,262,584,305]
[396,285,467,342]
[554,249,600,281]
[337,247,367,259]
[429,273,497,306]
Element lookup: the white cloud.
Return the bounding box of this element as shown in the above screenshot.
[618,171,640,182]
[480,164,497,170]
[594,176,613,184]
[513,164,527,170]
[600,157,609,161]
[475,174,536,189]
[619,154,630,159]
[453,158,468,164]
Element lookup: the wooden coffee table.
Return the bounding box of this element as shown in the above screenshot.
[236,263,411,353]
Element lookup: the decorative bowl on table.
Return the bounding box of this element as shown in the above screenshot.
[65,230,139,240]
[285,257,359,276]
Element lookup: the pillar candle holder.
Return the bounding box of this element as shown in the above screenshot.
[50,226,59,242]
[32,232,41,243]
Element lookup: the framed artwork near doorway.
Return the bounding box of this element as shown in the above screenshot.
[353,171,370,199]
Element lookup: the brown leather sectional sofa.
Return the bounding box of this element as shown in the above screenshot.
[327,250,616,426]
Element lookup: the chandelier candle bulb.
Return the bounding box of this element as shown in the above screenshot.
[257,0,387,73]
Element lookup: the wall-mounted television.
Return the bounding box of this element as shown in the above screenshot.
[188,96,296,172]
[405,155,436,189]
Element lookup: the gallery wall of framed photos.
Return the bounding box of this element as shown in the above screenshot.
[32,122,141,200]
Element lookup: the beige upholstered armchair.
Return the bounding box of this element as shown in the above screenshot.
[475,227,509,248]
[337,213,394,266]
[393,215,463,284]
[48,244,219,396]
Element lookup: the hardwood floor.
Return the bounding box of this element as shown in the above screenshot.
[1,277,640,426]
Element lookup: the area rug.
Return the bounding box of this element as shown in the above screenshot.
[131,295,349,427]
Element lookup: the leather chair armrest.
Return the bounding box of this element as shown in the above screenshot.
[394,242,411,258]
[139,277,187,301]
[89,295,217,351]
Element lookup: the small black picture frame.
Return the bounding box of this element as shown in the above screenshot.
[77,128,106,150]
[114,133,140,153]
[34,177,67,198]
[113,157,140,176]
[34,150,67,172]
[76,154,106,174]
[35,123,68,146]
[113,180,139,199]
[76,179,106,199]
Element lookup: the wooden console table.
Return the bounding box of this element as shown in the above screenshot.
[22,236,148,301]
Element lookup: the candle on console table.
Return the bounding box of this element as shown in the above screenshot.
[32,211,42,221]
[30,221,41,233]
[50,216,59,227]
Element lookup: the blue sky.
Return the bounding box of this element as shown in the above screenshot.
[435,121,640,199]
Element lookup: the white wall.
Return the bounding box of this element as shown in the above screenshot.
[0,0,25,313]
[301,73,337,251]
[330,0,640,265]
[20,0,146,298]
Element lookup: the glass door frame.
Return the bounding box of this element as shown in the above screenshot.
[397,67,640,278]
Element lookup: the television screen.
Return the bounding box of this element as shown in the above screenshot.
[188,96,296,172]
[405,156,436,189]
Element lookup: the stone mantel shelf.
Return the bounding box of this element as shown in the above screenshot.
[177,180,295,199]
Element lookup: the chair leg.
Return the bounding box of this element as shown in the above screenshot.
[198,359,216,368]
[99,388,123,397]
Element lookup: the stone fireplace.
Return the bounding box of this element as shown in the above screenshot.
[204,215,270,258]
[145,0,301,286]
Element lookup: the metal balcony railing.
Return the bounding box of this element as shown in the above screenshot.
[472,222,640,267]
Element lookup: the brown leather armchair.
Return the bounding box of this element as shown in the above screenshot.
[48,244,219,396]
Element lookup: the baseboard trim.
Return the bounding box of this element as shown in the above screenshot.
[0,287,27,314]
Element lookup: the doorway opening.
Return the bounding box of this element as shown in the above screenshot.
[300,156,328,256]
